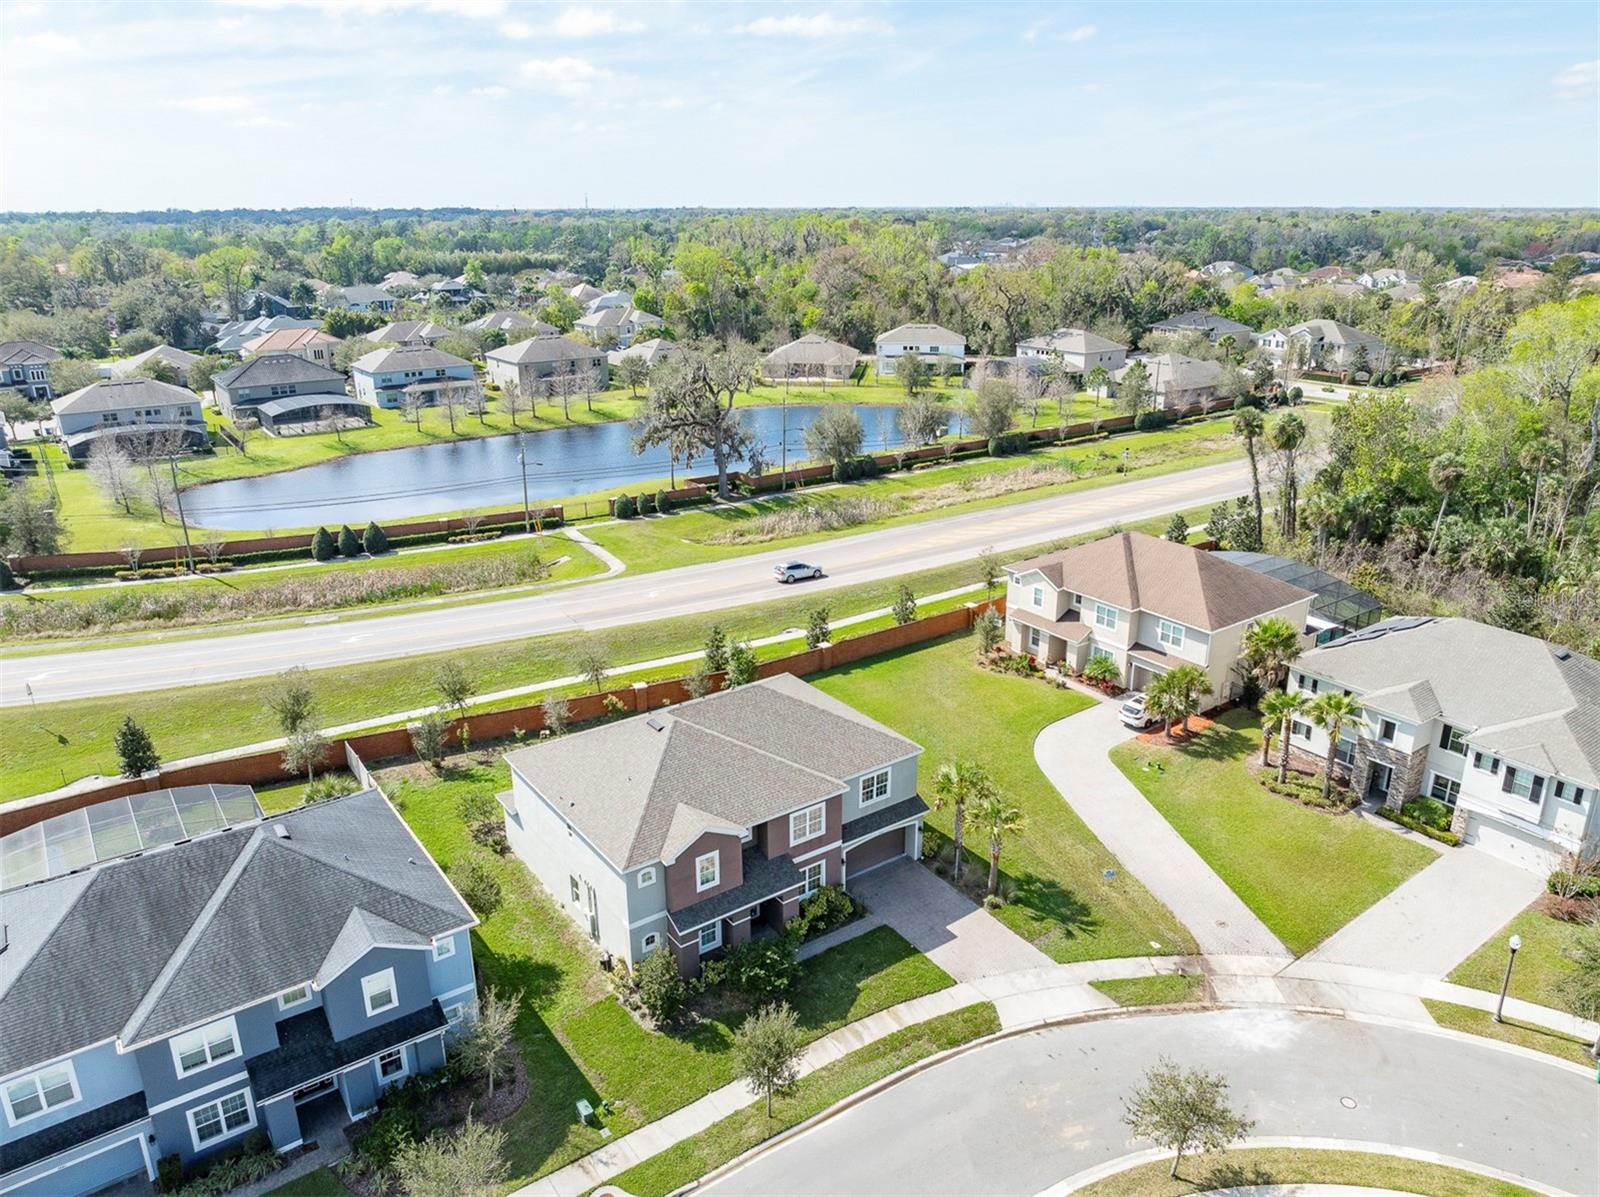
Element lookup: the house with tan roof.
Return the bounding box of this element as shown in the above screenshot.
[762,334,860,383]
[1015,328,1127,373]
[874,322,964,376]
[242,327,339,370]
[501,674,926,977]
[1004,532,1314,705]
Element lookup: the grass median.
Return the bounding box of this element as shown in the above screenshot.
[1075,1147,1541,1197]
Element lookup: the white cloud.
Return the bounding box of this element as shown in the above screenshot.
[1068,24,1096,42]
[220,0,507,17]
[471,84,510,97]
[1022,22,1044,44]
[500,18,534,37]
[170,95,254,112]
[552,7,643,36]
[520,56,608,97]
[432,83,456,95]
[231,114,294,128]
[21,30,81,54]
[1552,59,1597,100]
[738,12,891,38]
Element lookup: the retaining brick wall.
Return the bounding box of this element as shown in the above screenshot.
[0,598,1006,834]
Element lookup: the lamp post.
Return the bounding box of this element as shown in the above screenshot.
[516,434,542,535]
[1494,933,1522,1023]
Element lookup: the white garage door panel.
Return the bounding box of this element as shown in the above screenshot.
[1464,815,1553,875]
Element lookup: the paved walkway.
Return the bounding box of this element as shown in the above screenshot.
[1291,845,1544,977]
[1034,700,1292,958]
[802,858,1054,982]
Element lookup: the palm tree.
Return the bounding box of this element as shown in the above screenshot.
[1261,690,1310,783]
[1425,451,1465,556]
[932,761,995,883]
[1144,672,1184,740]
[1267,411,1308,538]
[969,788,1025,897]
[1232,406,1265,544]
[1309,692,1364,801]
[1164,664,1210,735]
[1240,616,1302,694]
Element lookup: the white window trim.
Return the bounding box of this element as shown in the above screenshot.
[277,985,313,1011]
[1031,586,1044,608]
[361,968,398,1018]
[695,851,720,893]
[186,1088,256,1153]
[1157,619,1185,649]
[2,1059,81,1128]
[170,1017,241,1078]
[697,922,722,952]
[789,803,826,846]
[801,859,826,897]
[640,931,662,953]
[1094,602,1117,630]
[861,768,891,806]
[444,1003,467,1027]
[374,1047,409,1087]
[431,936,456,962]
[1428,771,1461,805]
[636,866,658,889]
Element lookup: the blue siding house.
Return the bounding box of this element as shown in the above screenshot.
[349,345,481,411]
[0,788,477,1197]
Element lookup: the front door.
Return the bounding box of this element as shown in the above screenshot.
[1367,762,1393,799]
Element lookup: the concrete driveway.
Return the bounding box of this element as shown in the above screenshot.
[1289,842,1546,977]
[1035,701,1291,958]
[819,859,1053,983]
[702,1009,1597,1197]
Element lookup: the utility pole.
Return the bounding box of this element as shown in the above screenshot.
[169,456,195,573]
[517,435,541,535]
[781,393,788,492]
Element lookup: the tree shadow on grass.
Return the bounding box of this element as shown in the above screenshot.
[1171,724,1253,764]
[1011,872,1100,942]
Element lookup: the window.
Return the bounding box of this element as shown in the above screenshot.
[697,922,722,952]
[277,985,312,1010]
[171,1017,239,1076]
[790,803,826,845]
[637,867,657,888]
[361,969,397,1017]
[1429,774,1461,806]
[432,936,456,961]
[1031,586,1044,608]
[1094,602,1117,630]
[861,769,891,805]
[188,1090,253,1150]
[1156,619,1185,650]
[1553,780,1587,807]
[1378,719,1396,743]
[375,1048,407,1084]
[695,851,720,892]
[641,932,661,953]
[1502,767,1541,802]
[1027,626,1043,652]
[570,876,581,903]
[1090,646,1114,665]
[801,860,825,897]
[1439,724,1467,756]
[444,1003,466,1027]
[1291,720,1313,740]
[1334,737,1356,767]
[4,1062,79,1126]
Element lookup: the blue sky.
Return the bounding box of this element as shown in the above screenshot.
[2,0,1596,211]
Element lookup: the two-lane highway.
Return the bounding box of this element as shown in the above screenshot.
[1,459,1250,705]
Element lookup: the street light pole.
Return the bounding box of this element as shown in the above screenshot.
[517,434,532,535]
[169,455,195,574]
[1494,933,1522,1023]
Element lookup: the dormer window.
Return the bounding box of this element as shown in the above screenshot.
[695,850,720,892]
[362,968,398,1016]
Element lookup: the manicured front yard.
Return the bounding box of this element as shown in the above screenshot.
[1109,710,1435,956]
[812,634,1196,962]
[384,760,955,1185]
[1422,999,1594,1067]
[1447,906,1580,1008]
[1090,973,1205,1007]
[606,1002,1001,1197]
[1076,1148,1541,1197]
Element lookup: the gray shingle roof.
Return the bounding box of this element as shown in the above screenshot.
[1150,311,1254,338]
[215,353,348,389]
[1117,352,1223,395]
[465,311,553,334]
[876,322,964,347]
[339,285,394,305]
[1017,328,1125,355]
[366,320,448,344]
[352,345,473,374]
[0,789,473,1073]
[0,339,62,367]
[1300,617,1600,783]
[487,334,603,366]
[505,674,919,870]
[763,335,860,371]
[50,376,198,416]
[111,345,199,376]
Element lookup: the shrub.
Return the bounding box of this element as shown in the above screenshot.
[158,1155,184,1192]
[354,1106,419,1174]
[805,605,831,649]
[305,773,359,804]
[115,715,159,777]
[1374,805,1461,846]
[891,584,917,625]
[363,520,390,554]
[975,607,1004,654]
[409,710,447,769]
[636,491,656,515]
[1400,796,1453,832]
[722,936,800,997]
[337,524,362,557]
[635,943,688,1023]
[1547,871,1600,899]
[1233,394,1265,410]
[655,490,671,514]
[450,852,503,918]
[469,820,509,854]
[613,493,637,519]
[310,526,336,561]
[987,432,1028,456]
[0,560,15,590]
[1288,386,1303,401]
[788,884,857,941]
[1134,409,1175,431]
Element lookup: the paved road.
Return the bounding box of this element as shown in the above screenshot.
[2,459,1250,705]
[702,1009,1597,1197]
[1035,702,1292,958]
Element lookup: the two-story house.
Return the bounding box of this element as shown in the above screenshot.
[212,354,365,433]
[1004,532,1315,707]
[501,674,926,977]
[50,378,209,461]
[1287,617,1599,873]
[1015,328,1127,374]
[485,334,608,396]
[242,328,340,370]
[464,312,555,336]
[1257,320,1392,373]
[364,321,448,347]
[0,786,477,1197]
[1114,352,1223,410]
[108,346,201,389]
[874,323,965,376]
[574,304,664,349]
[0,340,63,400]
[350,346,481,411]
[210,317,322,357]
[1148,311,1255,345]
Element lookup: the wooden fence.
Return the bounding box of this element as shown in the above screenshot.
[0,598,1006,835]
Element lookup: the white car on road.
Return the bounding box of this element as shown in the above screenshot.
[773,560,823,584]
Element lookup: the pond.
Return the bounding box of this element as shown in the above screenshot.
[179,404,914,530]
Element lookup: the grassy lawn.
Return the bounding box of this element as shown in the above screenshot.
[812,634,1196,962]
[605,1002,1000,1197]
[1422,999,1594,1067]
[385,760,954,1185]
[0,508,1215,803]
[1447,907,1579,1009]
[1076,1148,1540,1197]
[1090,973,1205,1007]
[1109,710,1435,956]
[264,1167,354,1197]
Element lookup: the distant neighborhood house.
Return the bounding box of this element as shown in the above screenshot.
[366,320,449,347]
[242,327,339,370]
[1115,352,1223,409]
[212,354,365,433]
[1015,328,1127,374]
[874,323,965,376]
[762,334,860,383]
[1149,311,1255,345]
[350,345,481,411]
[108,345,200,388]
[485,334,608,395]
[50,377,209,460]
[0,339,62,400]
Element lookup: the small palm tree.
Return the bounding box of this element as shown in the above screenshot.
[1425,451,1465,556]
[1144,673,1185,740]
[1309,691,1364,801]
[1241,616,1302,694]
[1232,405,1265,543]
[970,788,1025,897]
[1164,664,1210,735]
[1082,654,1122,691]
[1261,690,1310,784]
[932,761,995,883]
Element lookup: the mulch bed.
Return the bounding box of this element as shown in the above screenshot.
[1134,713,1218,745]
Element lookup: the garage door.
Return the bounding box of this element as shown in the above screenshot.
[846,827,910,878]
[6,1136,148,1197]
[1464,815,1555,875]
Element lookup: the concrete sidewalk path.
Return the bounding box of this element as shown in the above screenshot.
[1035,701,1292,958]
